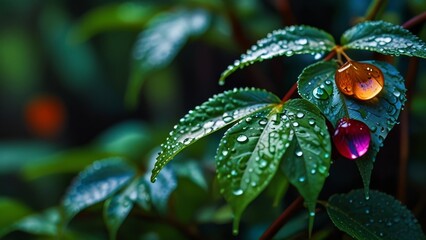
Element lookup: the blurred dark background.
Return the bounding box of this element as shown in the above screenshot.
[0,0,425,239]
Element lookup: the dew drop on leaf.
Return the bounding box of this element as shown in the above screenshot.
[236,134,248,143]
[312,87,329,100]
[296,112,305,118]
[332,117,371,160]
[296,150,303,157]
[233,188,244,196]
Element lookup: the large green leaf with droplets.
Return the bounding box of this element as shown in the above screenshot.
[297,60,406,197]
[341,21,426,58]
[126,8,210,107]
[280,99,331,235]
[62,158,136,219]
[219,25,335,84]
[326,189,426,240]
[216,99,330,235]
[150,88,281,182]
[215,106,284,234]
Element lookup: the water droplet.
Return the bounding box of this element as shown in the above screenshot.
[298,177,305,182]
[233,188,244,196]
[183,138,194,145]
[308,118,315,125]
[296,150,303,157]
[296,38,308,45]
[335,61,384,100]
[259,119,268,126]
[318,165,327,174]
[309,211,315,217]
[310,169,316,174]
[259,159,268,168]
[222,150,229,156]
[203,121,214,128]
[223,116,234,123]
[313,87,329,100]
[292,122,299,127]
[296,112,305,118]
[231,170,237,176]
[236,135,248,143]
[333,117,371,160]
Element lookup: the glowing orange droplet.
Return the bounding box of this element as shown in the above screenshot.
[335,61,384,100]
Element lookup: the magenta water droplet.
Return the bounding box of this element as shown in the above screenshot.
[333,117,371,160]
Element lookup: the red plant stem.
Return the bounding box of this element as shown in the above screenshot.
[397,57,419,203]
[260,196,304,240]
[402,11,426,29]
[275,0,296,25]
[281,82,298,102]
[364,0,386,21]
[395,11,425,203]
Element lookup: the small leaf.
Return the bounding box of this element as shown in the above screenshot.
[70,3,163,42]
[126,8,210,107]
[62,158,136,219]
[280,99,331,234]
[297,60,406,196]
[146,163,177,214]
[216,106,285,234]
[151,88,280,181]
[341,21,426,58]
[103,175,151,239]
[327,189,426,240]
[0,208,62,237]
[219,25,335,84]
[174,160,208,190]
[0,198,32,235]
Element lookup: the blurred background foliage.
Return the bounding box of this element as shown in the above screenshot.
[0,0,425,239]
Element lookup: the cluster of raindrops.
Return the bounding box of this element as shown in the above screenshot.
[282,106,331,184]
[345,21,426,57]
[151,88,280,181]
[63,159,135,216]
[220,25,335,82]
[329,190,424,239]
[216,111,285,197]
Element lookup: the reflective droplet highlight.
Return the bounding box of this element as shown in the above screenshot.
[236,135,248,143]
[335,61,384,100]
[332,117,371,159]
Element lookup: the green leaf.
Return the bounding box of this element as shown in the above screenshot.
[326,189,426,240]
[62,158,136,219]
[0,208,62,237]
[70,3,163,42]
[219,25,336,84]
[216,106,284,234]
[341,21,426,58]
[216,99,330,234]
[297,60,406,196]
[174,160,208,190]
[147,160,177,214]
[280,99,331,234]
[104,177,148,239]
[0,198,32,231]
[151,88,281,181]
[126,8,210,107]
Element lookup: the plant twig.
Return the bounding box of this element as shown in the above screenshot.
[397,57,418,203]
[275,0,296,26]
[402,11,426,29]
[396,12,425,203]
[364,0,387,21]
[260,196,304,240]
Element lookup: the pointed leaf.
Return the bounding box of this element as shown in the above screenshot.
[0,208,62,237]
[146,165,177,214]
[126,8,210,106]
[297,60,406,196]
[71,3,163,42]
[62,158,136,219]
[327,189,426,240]
[280,99,331,233]
[104,176,149,239]
[151,88,281,181]
[219,25,335,84]
[216,106,286,234]
[341,21,426,58]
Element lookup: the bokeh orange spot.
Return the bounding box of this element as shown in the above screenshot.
[25,95,66,139]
